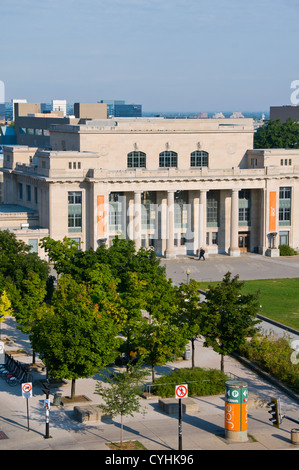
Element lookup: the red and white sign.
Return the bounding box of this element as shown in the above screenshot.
[22,382,32,398]
[175,384,188,399]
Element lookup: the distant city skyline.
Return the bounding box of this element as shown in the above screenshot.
[1,0,298,112]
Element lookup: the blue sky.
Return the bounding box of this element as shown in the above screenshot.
[1,0,299,112]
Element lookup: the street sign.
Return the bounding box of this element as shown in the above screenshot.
[175,384,188,399]
[22,382,32,399]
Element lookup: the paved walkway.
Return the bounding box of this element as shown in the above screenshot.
[161,252,299,284]
[0,253,298,452]
[0,316,298,452]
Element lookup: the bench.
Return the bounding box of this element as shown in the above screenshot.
[158,397,198,415]
[73,404,111,423]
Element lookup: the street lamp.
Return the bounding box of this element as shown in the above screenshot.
[186,268,190,284]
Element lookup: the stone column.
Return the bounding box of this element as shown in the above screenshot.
[229,188,240,256]
[199,189,207,254]
[165,190,176,258]
[134,190,142,251]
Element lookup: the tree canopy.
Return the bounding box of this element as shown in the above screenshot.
[254,118,299,149]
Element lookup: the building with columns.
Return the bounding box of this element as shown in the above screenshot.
[1,117,299,259]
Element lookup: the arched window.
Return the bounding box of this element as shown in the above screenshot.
[127,151,146,168]
[159,151,177,168]
[190,150,209,167]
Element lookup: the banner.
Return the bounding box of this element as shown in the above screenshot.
[97,195,105,238]
[269,191,276,232]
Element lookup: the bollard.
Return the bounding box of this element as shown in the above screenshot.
[224,380,248,442]
[291,429,299,445]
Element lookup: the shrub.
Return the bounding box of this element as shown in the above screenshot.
[279,244,296,256]
[239,333,299,394]
[151,367,227,397]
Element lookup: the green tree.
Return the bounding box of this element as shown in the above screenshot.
[32,275,121,398]
[0,290,13,340]
[202,272,261,372]
[176,279,207,368]
[254,118,299,149]
[94,363,148,449]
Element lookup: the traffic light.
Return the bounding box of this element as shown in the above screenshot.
[42,381,50,396]
[267,397,280,428]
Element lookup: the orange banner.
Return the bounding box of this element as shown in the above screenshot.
[269,191,276,232]
[225,403,247,431]
[97,195,105,237]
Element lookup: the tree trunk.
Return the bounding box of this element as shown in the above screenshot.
[120,414,123,450]
[151,364,155,383]
[191,338,195,369]
[71,378,76,399]
[220,354,224,373]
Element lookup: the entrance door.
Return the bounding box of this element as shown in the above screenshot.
[238,232,250,252]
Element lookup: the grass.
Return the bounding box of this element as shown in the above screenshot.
[106,440,147,450]
[199,278,299,331]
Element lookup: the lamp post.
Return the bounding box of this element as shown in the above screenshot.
[186,268,190,284]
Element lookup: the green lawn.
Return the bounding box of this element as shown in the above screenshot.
[199,278,299,331]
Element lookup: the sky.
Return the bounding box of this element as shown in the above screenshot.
[1,0,299,112]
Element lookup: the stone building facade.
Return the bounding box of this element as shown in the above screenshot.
[1,117,298,259]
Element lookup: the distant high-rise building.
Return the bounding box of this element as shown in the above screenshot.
[99,99,142,117]
[12,99,27,121]
[41,100,67,116]
[0,103,5,120]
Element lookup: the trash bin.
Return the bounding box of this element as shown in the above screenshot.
[53,392,62,406]
[184,349,191,360]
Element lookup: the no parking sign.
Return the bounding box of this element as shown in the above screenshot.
[175,384,188,399]
[22,382,32,399]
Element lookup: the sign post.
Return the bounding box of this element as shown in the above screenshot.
[22,382,32,432]
[175,384,188,450]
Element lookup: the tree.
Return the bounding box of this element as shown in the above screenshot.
[176,279,207,368]
[0,290,13,339]
[254,118,299,149]
[32,274,122,399]
[94,363,148,449]
[202,272,261,372]
[10,272,47,363]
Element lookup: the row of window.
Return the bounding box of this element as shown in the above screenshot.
[127,150,209,168]
[66,187,293,234]
[18,183,38,204]
[19,128,50,136]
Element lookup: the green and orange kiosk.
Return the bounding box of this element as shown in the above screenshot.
[225,380,248,442]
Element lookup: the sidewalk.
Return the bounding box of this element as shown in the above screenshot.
[0,316,298,451]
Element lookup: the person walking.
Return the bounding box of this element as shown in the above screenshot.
[199,248,205,261]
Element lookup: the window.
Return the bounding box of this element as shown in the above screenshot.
[239,207,250,222]
[279,207,291,223]
[26,185,31,202]
[127,151,146,168]
[190,151,208,167]
[279,187,291,199]
[68,192,82,205]
[212,232,218,245]
[18,183,23,200]
[239,189,250,200]
[279,187,291,226]
[279,231,289,246]
[69,162,72,169]
[159,151,177,168]
[34,187,38,204]
[109,192,124,231]
[207,191,219,226]
[68,191,82,232]
[174,191,188,229]
[28,239,38,253]
[141,191,156,229]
